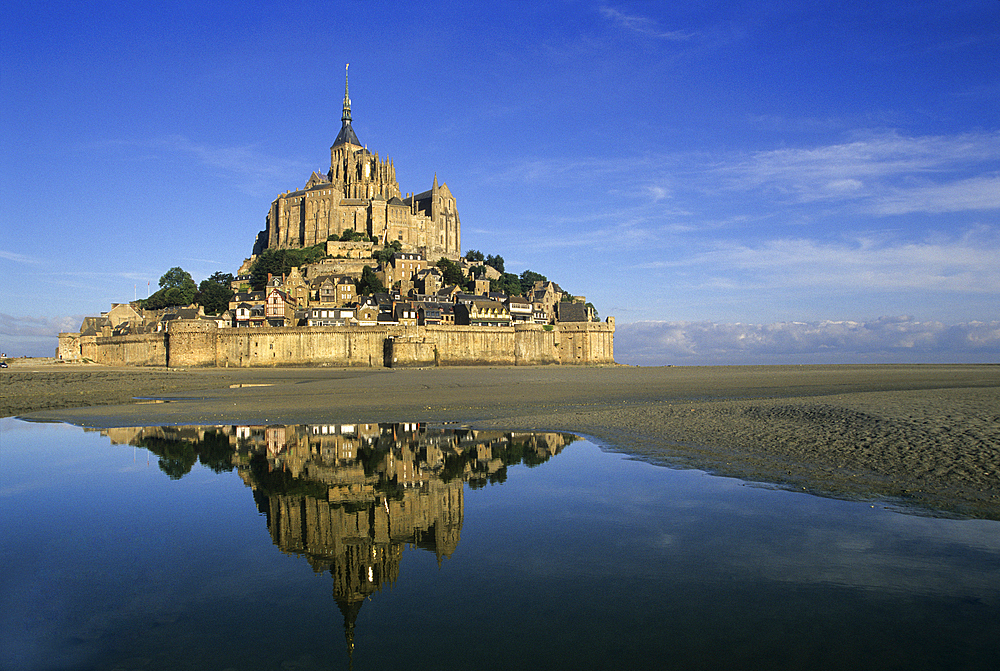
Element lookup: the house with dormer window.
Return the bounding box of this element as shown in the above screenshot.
[265,288,296,327]
[455,300,511,327]
[393,301,419,326]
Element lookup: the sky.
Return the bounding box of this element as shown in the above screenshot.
[2,0,998,364]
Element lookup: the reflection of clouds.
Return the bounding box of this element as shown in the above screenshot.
[652,533,674,548]
[659,489,1000,598]
[723,524,999,598]
[545,443,1000,600]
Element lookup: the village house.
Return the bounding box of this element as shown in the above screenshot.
[265,288,296,327]
[307,306,354,326]
[393,301,419,326]
[505,296,533,323]
[557,301,596,323]
[283,267,310,305]
[455,300,511,327]
[355,300,379,325]
[415,267,443,295]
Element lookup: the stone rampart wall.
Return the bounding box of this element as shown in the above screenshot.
[557,319,615,365]
[58,332,81,361]
[60,318,614,368]
[513,324,561,365]
[72,333,168,366]
[167,320,217,367]
[215,325,395,368]
[422,326,518,366]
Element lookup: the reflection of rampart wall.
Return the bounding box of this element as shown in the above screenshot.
[99,425,223,445]
[58,320,615,366]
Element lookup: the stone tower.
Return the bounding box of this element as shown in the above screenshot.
[259,66,460,260]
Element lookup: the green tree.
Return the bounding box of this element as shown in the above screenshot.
[485,254,504,273]
[464,249,484,263]
[249,244,327,289]
[490,272,522,296]
[142,267,197,309]
[339,228,366,242]
[374,240,403,266]
[249,250,286,289]
[519,270,547,293]
[355,265,385,296]
[197,272,235,315]
[159,267,197,293]
[436,257,465,287]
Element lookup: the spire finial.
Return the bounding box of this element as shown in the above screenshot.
[342,63,352,123]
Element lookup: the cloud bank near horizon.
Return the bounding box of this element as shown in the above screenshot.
[0,314,85,358]
[615,317,1000,366]
[5,313,998,366]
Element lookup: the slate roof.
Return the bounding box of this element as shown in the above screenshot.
[333,120,361,148]
[557,302,590,322]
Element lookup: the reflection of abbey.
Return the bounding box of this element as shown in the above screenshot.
[101,422,574,657]
[59,66,614,367]
[260,65,460,259]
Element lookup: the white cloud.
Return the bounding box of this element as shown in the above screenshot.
[0,314,84,338]
[712,130,1000,213]
[599,7,695,40]
[616,318,1000,365]
[482,130,1000,247]
[0,250,42,264]
[0,314,85,357]
[873,175,1000,214]
[156,135,312,196]
[634,226,1000,296]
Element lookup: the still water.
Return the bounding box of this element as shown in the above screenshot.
[1,417,997,671]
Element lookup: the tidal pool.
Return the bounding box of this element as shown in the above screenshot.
[1,417,997,671]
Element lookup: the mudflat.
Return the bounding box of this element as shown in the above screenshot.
[4,362,999,518]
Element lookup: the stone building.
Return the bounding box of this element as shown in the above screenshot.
[258,66,461,260]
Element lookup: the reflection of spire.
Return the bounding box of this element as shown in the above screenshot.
[336,595,363,669]
[233,423,573,663]
[111,422,574,666]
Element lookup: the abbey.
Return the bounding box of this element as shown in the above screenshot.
[259,66,461,259]
[58,67,615,368]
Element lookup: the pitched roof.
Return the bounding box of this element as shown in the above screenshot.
[557,302,590,322]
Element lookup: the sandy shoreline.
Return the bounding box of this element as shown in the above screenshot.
[4,362,999,518]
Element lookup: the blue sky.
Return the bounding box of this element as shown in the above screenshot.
[2,1,998,363]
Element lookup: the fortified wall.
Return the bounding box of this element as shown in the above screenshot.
[58,319,615,368]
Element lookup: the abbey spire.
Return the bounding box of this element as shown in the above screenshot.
[333,63,361,149]
[342,63,351,123]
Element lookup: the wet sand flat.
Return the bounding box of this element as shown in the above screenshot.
[5,363,999,518]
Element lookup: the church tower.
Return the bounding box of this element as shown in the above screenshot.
[260,66,460,259]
